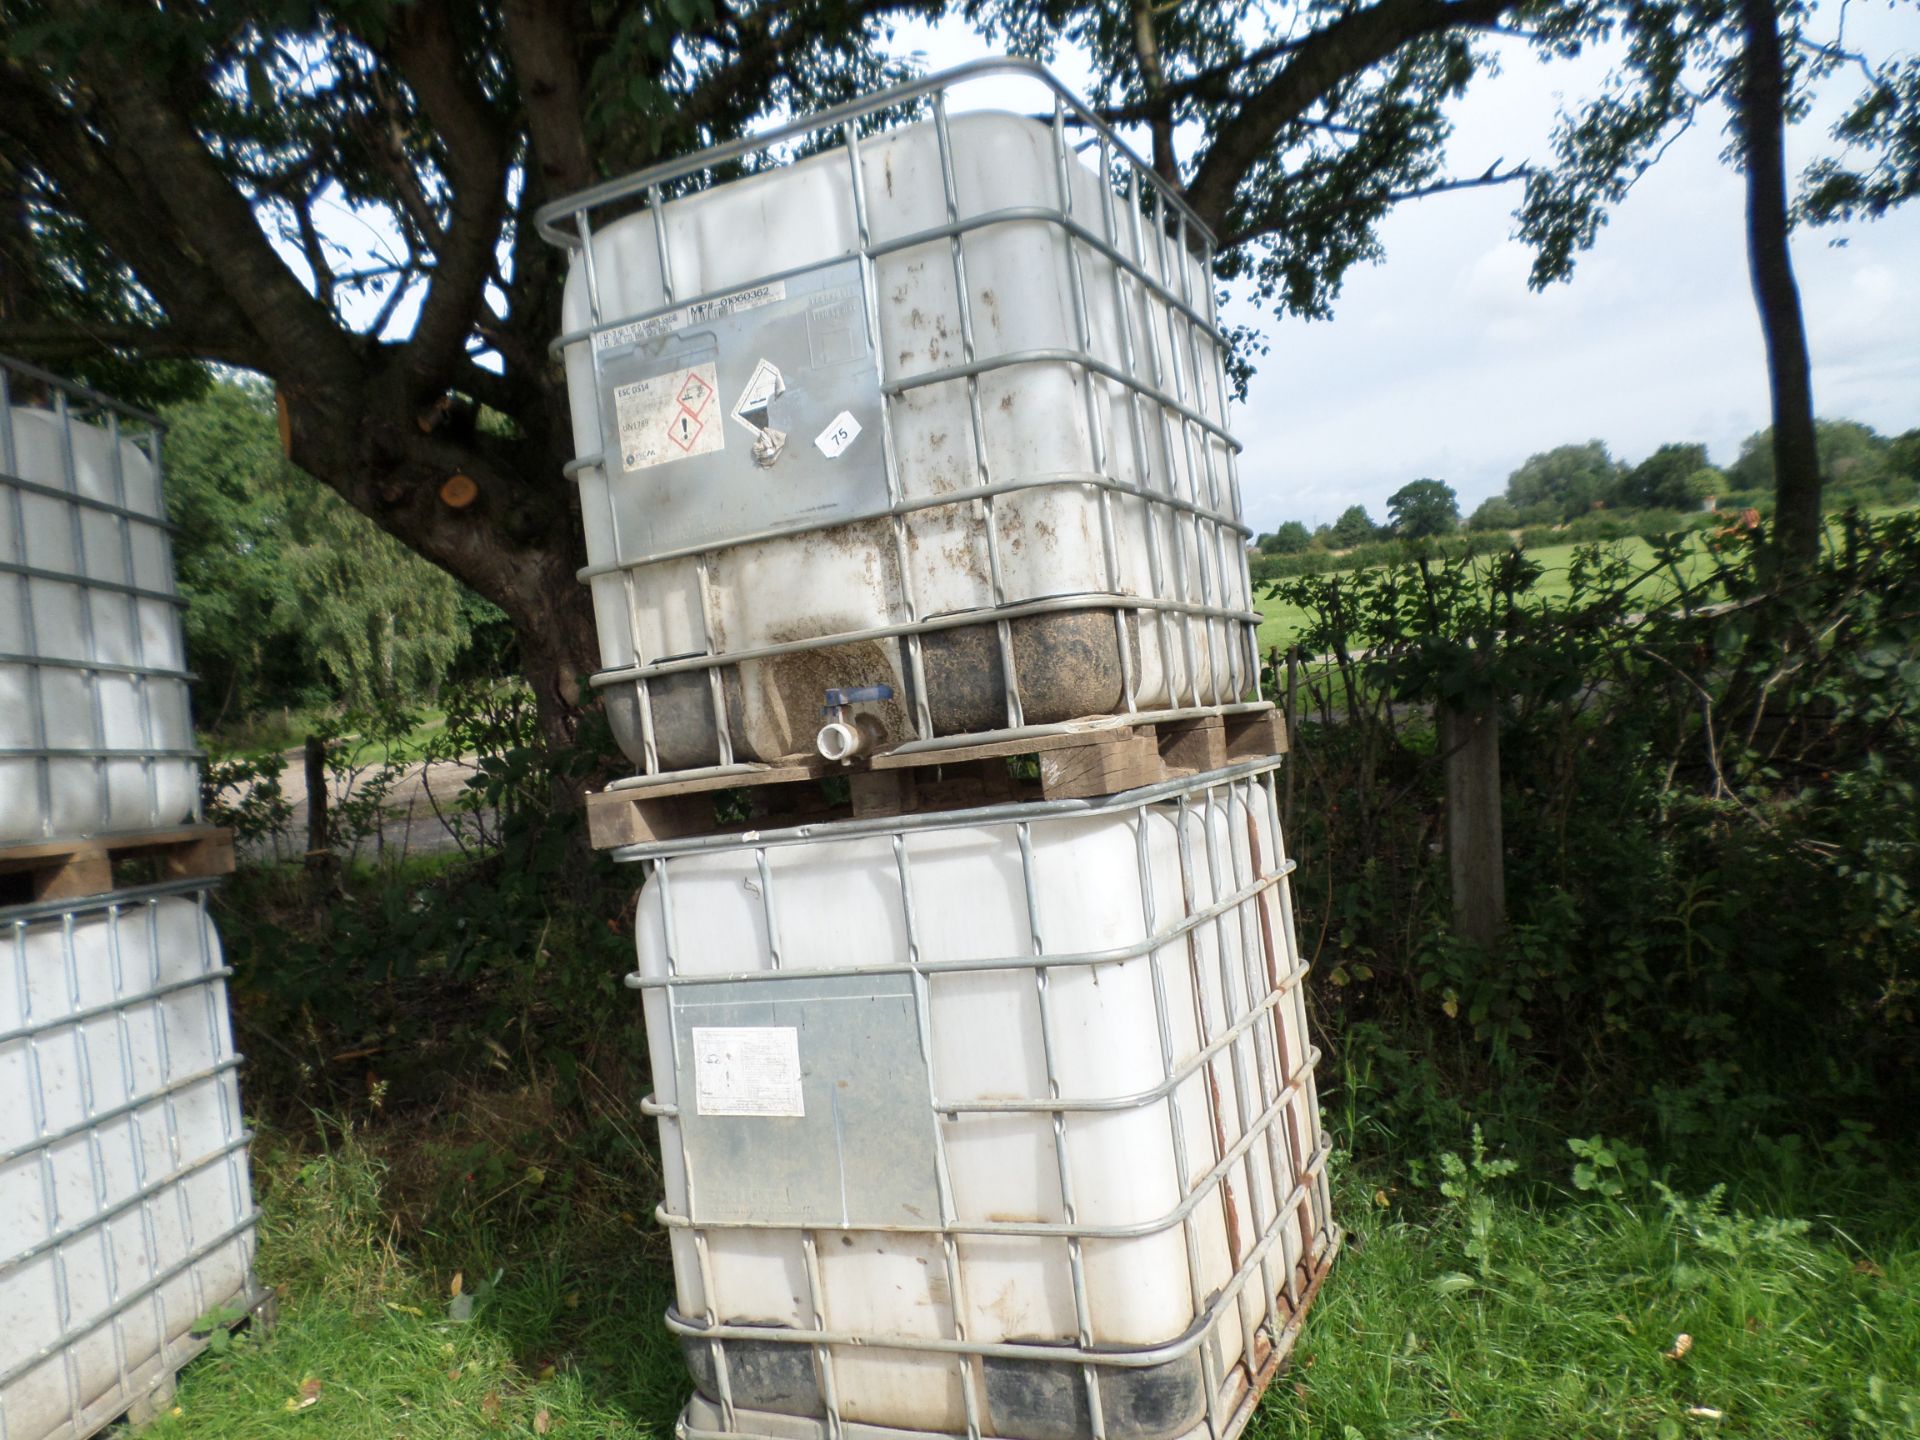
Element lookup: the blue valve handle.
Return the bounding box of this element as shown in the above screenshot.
[822,684,894,716]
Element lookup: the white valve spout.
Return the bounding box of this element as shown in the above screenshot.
[817,720,860,762]
[817,715,883,763]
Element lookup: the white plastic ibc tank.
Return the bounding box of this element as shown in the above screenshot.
[629,762,1337,1440]
[0,885,257,1439]
[0,382,199,844]
[545,62,1262,775]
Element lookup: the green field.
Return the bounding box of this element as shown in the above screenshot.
[1253,509,1918,655]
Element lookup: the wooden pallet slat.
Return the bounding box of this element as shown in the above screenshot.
[1225,708,1289,760]
[849,760,1022,820]
[0,824,235,905]
[1037,734,1165,800]
[586,706,1292,850]
[1156,714,1230,775]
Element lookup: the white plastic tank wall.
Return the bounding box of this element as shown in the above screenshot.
[547,62,1262,774]
[629,762,1336,1440]
[0,375,198,844]
[0,884,257,1440]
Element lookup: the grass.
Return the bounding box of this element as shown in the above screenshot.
[150,1093,689,1439]
[200,704,452,765]
[1263,1158,1920,1439]
[152,1096,1920,1440]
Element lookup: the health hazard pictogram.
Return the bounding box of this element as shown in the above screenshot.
[665,407,704,453]
[676,373,713,417]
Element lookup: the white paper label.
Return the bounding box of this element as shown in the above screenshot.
[593,281,788,352]
[813,410,862,459]
[692,1026,805,1117]
[614,361,723,472]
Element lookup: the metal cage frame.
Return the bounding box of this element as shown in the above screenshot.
[0,879,259,1440]
[0,354,199,841]
[539,59,1265,786]
[618,759,1338,1440]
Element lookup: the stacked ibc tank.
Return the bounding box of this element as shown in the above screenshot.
[0,356,260,1439]
[542,60,1338,1440]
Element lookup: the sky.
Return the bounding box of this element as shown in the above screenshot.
[886,6,1920,532]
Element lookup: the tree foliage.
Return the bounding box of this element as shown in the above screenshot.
[1515,0,1917,567]
[1468,493,1522,530]
[1330,503,1381,549]
[1505,440,1623,522]
[1726,418,1920,503]
[166,381,476,723]
[1387,476,1461,537]
[1258,519,1314,554]
[1615,441,1718,511]
[967,0,1531,321]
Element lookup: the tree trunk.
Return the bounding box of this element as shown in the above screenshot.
[272,358,603,827]
[1738,0,1823,572]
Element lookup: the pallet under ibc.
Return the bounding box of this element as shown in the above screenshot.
[586,708,1288,849]
[0,824,234,907]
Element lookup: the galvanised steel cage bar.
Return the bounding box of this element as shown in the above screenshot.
[0,354,201,844]
[616,760,1338,1440]
[538,60,1265,787]
[0,879,259,1440]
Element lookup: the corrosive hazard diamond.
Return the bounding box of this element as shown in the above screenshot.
[676,373,713,416]
[665,407,704,453]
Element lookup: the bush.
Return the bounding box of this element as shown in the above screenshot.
[207,681,637,1115]
[1265,512,1920,1165]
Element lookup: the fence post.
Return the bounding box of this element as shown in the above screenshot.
[304,735,329,869]
[1283,646,1301,835]
[1441,702,1506,947]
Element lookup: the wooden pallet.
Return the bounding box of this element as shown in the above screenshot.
[0,824,235,906]
[587,709,1288,849]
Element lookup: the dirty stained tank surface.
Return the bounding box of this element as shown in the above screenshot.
[549,63,1259,774]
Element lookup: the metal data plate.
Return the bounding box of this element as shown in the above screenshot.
[670,972,942,1229]
[595,258,888,557]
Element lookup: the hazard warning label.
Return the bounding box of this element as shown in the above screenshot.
[612,360,724,472]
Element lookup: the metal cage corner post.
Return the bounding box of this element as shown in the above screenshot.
[0,354,200,845]
[538,60,1267,782]
[619,760,1338,1440]
[0,878,260,1440]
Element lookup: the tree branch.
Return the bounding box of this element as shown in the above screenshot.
[0,58,273,377]
[1130,0,1181,184]
[1221,160,1533,247]
[451,354,518,415]
[1183,0,1521,230]
[385,0,512,394]
[0,319,252,366]
[502,0,595,197]
[1094,34,1313,125]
